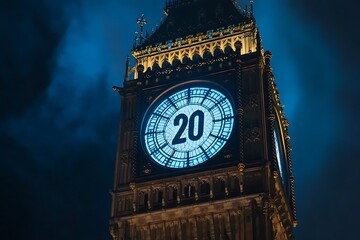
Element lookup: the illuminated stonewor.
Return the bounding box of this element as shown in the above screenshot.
[110,0,297,239]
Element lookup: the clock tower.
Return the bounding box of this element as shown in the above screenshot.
[110,0,297,239]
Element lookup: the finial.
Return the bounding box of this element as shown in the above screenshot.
[136,14,147,45]
[137,64,145,80]
[124,56,130,81]
[250,0,254,18]
[235,41,242,56]
[264,50,272,66]
[256,28,262,52]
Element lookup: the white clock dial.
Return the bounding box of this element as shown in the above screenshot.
[274,129,285,178]
[273,122,289,196]
[142,85,234,169]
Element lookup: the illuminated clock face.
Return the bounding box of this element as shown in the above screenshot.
[142,85,234,169]
[273,123,289,195]
[274,128,286,179]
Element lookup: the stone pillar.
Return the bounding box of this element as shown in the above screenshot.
[235,41,244,162]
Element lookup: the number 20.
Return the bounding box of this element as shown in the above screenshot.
[172,110,204,145]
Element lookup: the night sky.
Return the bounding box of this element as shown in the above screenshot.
[1,0,359,239]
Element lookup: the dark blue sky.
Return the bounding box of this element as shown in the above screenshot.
[1,0,359,239]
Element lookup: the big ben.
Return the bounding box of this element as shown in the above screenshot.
[110,0,297,239]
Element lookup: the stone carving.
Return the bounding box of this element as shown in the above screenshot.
[143,163,152,174]
[244,94,260,111]
[244,127,261,143]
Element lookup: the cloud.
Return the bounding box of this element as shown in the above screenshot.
[1,0,359,239]
[0,0,135,239]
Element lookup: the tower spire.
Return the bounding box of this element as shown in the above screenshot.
[250,0,254,18]
[124,56,130,81]
[136,14,147,45]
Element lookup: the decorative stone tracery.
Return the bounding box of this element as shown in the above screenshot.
[131,23,258,78]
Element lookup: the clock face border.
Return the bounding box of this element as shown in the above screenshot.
[140,80,235,170]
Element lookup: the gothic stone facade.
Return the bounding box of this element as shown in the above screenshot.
[110,1,296,239]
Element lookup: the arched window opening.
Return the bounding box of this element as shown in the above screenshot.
[183,184,196,198]
[213,47,224,57]
[138,192,148,212]
[182,55,190,64]
[202,50,212,60]
[229,176,240,196]
[152,62,160,71]
[213,178,226,199]
[152,189,163,210]
[172,58,181,67]
[192,53,201,63]
[167,187,178,208]
[200,181,210,196]
[224,45,234,55]
[162,60,171,69]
